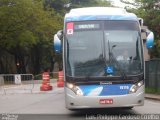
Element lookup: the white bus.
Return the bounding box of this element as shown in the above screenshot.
[54,7,154,110]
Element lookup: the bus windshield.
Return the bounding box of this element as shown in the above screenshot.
[65,21,143,78]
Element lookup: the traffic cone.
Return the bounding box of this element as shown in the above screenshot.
[57,71,64,87]
[40,72,53,91]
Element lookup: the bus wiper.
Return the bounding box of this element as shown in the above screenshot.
[109,51,127,79]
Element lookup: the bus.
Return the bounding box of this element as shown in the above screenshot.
[53,7,154,110]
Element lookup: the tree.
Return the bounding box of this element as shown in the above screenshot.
[0,0,61,74]
[70,0,112,8]
[43,0,112,14]
[120,0,160,58]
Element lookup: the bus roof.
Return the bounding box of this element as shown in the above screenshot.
[65,7,138,22]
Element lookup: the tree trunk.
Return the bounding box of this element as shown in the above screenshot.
[15,51,26,74]
[31,46,41,74]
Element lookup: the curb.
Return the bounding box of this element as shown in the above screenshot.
[145,94,160,101]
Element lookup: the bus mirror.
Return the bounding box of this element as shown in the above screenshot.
[53,34,61,54]
[53,30,63,54]
[57,30,63,40]
[146,31,154,49]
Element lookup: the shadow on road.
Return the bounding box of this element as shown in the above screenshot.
[2,107,153,120]
[66,108,138,120]
[71,108,135,114]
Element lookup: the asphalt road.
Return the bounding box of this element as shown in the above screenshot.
[0,87,160,120]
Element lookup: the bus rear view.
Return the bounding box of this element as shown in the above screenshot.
[53,7,154,110]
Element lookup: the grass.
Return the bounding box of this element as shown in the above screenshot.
[145,87,160,94]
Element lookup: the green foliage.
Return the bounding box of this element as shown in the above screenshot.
[145,87,160,94]
[43,0,112,14]
[0,0,61,74]
[0,0,61,49]
[71,0,112,8]
[18,30,37,47]
[121,0,160,58]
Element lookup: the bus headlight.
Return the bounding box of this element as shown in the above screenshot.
[137,81,143,87]
[67,83,84,96]
[74,86,84,96]
[129,85,137,93]
[129,81,144,94]
[67,83,74,89]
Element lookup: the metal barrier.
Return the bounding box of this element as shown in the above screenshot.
[34,72,58,81]
[145,59,160,93]
[0,74,34,94]
[0,72,59,94]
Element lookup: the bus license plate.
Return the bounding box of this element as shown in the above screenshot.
[99,99,113,104]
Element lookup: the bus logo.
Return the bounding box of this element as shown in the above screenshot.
[100,82,112,85]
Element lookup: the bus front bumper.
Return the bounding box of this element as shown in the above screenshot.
[65,85,144,109]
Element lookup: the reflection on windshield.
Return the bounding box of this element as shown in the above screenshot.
[65,21,143,77]
[105,30,143,76]
[66,30,105,76]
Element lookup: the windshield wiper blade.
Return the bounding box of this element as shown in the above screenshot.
[109,52,127,79]
[107,38,127,79]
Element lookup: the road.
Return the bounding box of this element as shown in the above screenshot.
[0,87,160,120]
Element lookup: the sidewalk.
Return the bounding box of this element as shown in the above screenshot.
[145,93,160,101]
[0,80,60,94]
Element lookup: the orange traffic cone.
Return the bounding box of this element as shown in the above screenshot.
[57,71,64,87]
[40,72,53,91]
